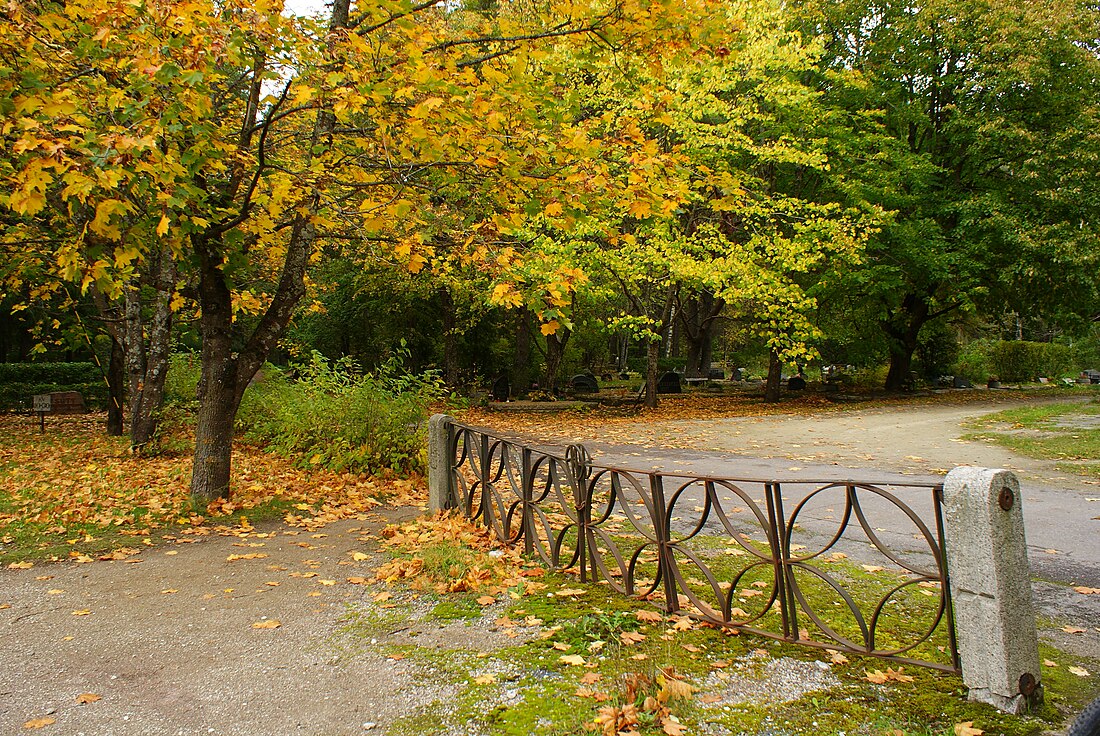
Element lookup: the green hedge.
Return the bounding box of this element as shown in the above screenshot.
[969,341,1077,382]
[0,362,107,410]
[0,362,100,385]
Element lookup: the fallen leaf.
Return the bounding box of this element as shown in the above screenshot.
[351,552,370,561]
[346,576,369,585]
[318,579,336,586]
[372,591,393,602]
[580,672,602,684]
[8,561,34,569]
[226,553,268,561]
[1043,659,1058,667]
[76,693,101,704]
[681,644,702,653]
[559,654,586,666]
[473,674,496,685]
[23,717,55,729]
[47,589,64,595]
[476,595,496,605]
[635,610,663,623]
[71,609,91,616]
[552,642,571,651]
[252,620,282,629]
[861,565,884,573]
[1073,586,1100,595]
[954,724,983,736]
[829,650,849,665]
[556,588,586,597]
[160,589,178,594]
[1068,666,1091,677]
[621,632,646,645]
[1063,626,1087,634]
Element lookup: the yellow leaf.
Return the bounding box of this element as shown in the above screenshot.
[559,654,586,666]
[351,552,370,562]
[23,717,56,729]
[251,620,281,629]
[72,609,91,616]
[1073,586,1100,595]
[476,595,496,605]
[540,320,561,336]
[318,579,336,586]
[156,215,170,237]
[829,650,849,665]
[1068,665,1091,677]
[555,588,585,597]
[954,722,984,736]
[9,561,34,569]
[636,610,663,623]
[544,202,564,217]
[372,591,393,602]
[551,641,571,651]
[473,674,496,685]
[76,693,101,704]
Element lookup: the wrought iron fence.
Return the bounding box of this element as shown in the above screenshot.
[439,418,960,673]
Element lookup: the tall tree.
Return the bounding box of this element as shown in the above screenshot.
[796,0,1100,389]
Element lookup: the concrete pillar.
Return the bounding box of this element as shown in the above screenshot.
[943,467,1042,714]
[428,414,456,512]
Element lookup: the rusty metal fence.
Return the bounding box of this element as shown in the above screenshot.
[436,418,960,673]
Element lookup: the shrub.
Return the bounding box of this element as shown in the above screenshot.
[236,349,443,475]
[986,340,1075,382]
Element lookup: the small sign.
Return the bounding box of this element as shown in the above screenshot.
[33,394,52,413]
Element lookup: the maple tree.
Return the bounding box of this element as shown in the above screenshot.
[0,0,637,500]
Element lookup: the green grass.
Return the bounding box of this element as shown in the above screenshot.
[963,399,1100,477]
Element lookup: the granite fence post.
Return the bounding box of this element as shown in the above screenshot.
[943,467,1042,714]
[428,413,456,513]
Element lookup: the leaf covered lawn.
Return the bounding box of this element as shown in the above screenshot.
[0,413,418,564]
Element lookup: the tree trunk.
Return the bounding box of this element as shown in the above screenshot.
[130,250,175,450]
[681,292,724,378]
[123,282,146,424]
[188,0,351,504]
[511,308,532,394]
[191,240,239,503]
[440,287,460,388]
[106,335,125,436]
[764,349,782,403]
[543,327,570,394]
[882,294,930,392]
[644,338,660,408]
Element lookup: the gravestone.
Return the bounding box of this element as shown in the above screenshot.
[787,376,807,391]
[45,391,86,414]
[707,368,725,380]
[656,372,681,394]
[490,376,510,402]
[571,374,599,393]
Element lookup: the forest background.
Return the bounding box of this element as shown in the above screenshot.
[2,0,1100,503]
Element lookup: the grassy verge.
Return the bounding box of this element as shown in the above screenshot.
[962,399,1100,478]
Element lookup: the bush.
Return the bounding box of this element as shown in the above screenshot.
[235,350,443,475]
[0,362,107,410]
[986,340,1075,382]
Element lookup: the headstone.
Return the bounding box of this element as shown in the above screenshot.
[47,391,85,414]
[953,376,973,389]
[491,376,510,402]
[787,376,807,391]
[571,374,599,393]
[656,372,681,394]
[707,368,725,380]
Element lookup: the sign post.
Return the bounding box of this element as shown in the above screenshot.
[32,394,52,433]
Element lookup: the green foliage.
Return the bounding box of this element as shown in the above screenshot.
[987,341,1076,382]
[914,322,960,380]
[235,350,443,475]
[0,362,106,410]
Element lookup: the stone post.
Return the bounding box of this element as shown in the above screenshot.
[943,467,1042,714]
[428,414,456,513]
